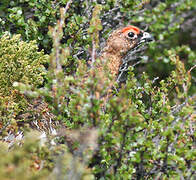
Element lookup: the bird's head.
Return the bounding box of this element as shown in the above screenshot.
[105,25,153,56]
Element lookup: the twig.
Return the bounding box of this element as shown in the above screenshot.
[91,39,96,68]
[56,0,72,72]
[64,0,72,14]
[188,64,196,73]
[171,94,196,114]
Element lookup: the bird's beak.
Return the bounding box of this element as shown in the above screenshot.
[140,32,154,43]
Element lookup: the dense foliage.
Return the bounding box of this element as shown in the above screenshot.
[0,0,195,179]
[0,34,48,138]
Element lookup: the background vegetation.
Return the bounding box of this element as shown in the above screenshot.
[0,0,195,179]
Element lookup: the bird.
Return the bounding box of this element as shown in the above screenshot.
[94,25,153,102]
[100,25,153,78]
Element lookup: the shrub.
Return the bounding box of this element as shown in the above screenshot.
[0,34,48,95]
[0,34,48,134]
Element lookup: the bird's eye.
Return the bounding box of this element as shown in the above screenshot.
[128,32,135,38]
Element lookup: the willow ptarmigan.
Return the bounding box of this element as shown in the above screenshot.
[95,25,153,102]
[2,25,153,146]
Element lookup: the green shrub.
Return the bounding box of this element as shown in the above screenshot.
[30,5,195,179]
[0,34,48,133]
[0,34,48,95]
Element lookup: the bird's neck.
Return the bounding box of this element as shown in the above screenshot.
[100,49,123,79]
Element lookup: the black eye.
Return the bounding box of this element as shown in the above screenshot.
[128,32,135,38]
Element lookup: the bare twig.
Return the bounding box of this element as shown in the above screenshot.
[55,0,72,73]
[188,64,196,73]
[91,39,96,68]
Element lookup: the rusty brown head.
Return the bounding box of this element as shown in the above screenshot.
[104,25,153,57]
